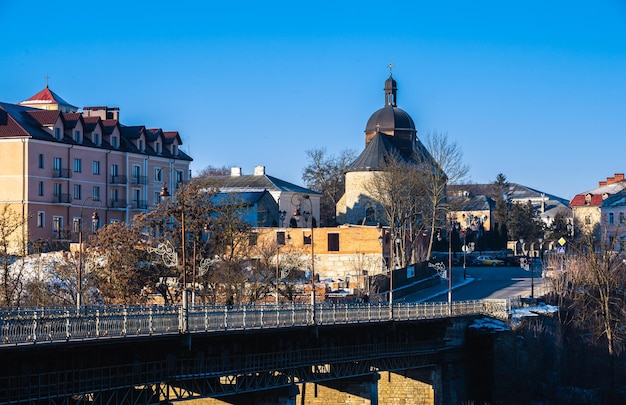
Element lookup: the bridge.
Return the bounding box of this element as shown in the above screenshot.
[1,300,512,405]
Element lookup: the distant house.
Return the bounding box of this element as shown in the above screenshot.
[204,166,321,228]
[570,173,626,235]
[211,190,278,227]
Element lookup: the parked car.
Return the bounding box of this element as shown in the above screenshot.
[471,255,505,267]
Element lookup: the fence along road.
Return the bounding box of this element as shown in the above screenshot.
[0,299,512,346]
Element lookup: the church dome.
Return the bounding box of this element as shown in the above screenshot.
[365,106,415,134]
[363,73,416,158]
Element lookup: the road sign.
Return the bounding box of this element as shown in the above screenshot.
[557,246,566,254]
[558,237,567,246]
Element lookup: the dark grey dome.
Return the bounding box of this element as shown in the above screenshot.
[365,106,415,134]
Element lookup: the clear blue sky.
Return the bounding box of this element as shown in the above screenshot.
[2,1,626,201]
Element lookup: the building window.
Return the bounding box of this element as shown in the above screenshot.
[277,231,286,245]
[112,136,119,148]
[93,133,100,146]
[110,164,118,177]
[73,217,82,233]
[93,186,100,201]
[37,212,45,228]
[139,140,144,151]
[173,145,178,156]
[155,167,162,182]
[249,233,258,246]
[328,233,340,252]
[53,157,62,171]
[74,184,82,200]
[38,154,44,169]
[609,213,614,225]
[585,215,591,225]
[53,216,62,233]
[54,127,61,140]
[154,191,161,205]
[92,161,100,175]
[74,130,81,143]
[53,183,62,197]
[132,165,141,182]
[621,212,625,225]
[304,233,312,245]
[176,170,184,184]
[38,181,44,196]
[156,142,161,154]
[74,158,82,173]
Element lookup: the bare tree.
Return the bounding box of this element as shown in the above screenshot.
[364,132,468,267]
[365,156,425,268]
[0,206,29,306]
[420,131,469,260]
[302,148,357,226]
[87,221,152,304]
[543,219,626,398]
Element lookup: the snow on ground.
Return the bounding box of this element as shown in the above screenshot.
[470,302,559,331]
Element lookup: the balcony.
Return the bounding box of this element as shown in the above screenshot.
[110,175,128,184]
[53,194,72,204]
[131,175,148,185]
[109,199,127,209]
[53,168,71,179]
[132,200,148,209]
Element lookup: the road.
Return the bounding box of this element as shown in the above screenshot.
[401,264,546,303]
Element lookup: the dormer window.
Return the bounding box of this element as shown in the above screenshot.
[54,127,61,140]
[139,140,144,151]
[74,130,81,143]
[585,194,592,205]
[156,142,161,154]
[112,136,119,148]
[93,133,100,146]
[173,144,178,156]
[602,193,609,200]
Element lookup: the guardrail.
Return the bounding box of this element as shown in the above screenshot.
[0,299,511,346]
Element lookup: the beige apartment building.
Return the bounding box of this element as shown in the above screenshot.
[0,86,192,251]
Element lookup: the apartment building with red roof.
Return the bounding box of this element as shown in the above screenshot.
[570,173,626,235]
[0,86,192,251]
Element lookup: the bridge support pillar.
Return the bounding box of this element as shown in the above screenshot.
[298,372,380,404]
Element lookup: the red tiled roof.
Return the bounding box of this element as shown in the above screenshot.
[163,131,180,144]
[102,119,120,135]
[19,86,76,108]
[0,106,30,137]
[25,109,62,126]
[83,116,102,132]
[570,194,605,207]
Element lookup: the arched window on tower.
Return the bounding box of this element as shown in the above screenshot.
[366,207,375,224]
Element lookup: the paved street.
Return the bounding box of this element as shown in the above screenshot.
[400,264,546,303]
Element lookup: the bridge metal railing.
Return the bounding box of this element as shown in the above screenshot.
[0,299,511,346]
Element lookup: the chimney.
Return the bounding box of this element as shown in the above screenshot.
[254,166,265,176]
[231,167,242,176]
[616,173,625,182]
[607,176,616,184]
[599,181,607,187]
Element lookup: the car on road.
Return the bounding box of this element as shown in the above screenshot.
[471,255,505,267]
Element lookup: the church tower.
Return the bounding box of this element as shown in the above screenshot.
[336,69,436,225]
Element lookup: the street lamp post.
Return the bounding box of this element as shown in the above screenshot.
[77,197,100,312]
[293,195,315,321]
[160,187,189,331]
[448,219,454,315]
